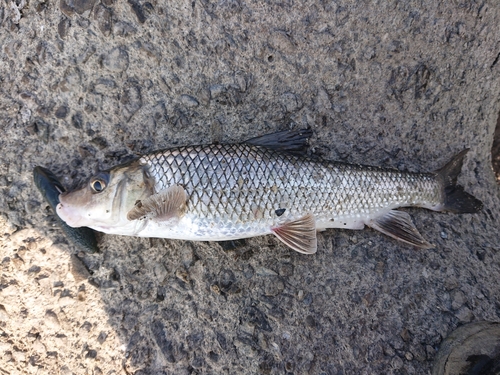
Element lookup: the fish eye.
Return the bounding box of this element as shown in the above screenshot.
[89,172,110,194]
[91,179,106,192]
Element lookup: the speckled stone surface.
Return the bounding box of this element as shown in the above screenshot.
[1,0,499,374]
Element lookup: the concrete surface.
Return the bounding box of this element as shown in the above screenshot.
[1,0,500,374]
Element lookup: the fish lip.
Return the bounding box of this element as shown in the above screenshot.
[56,202,66,213]
[58,190,78,207]
[56,200,84,228]
[56,201,69,223]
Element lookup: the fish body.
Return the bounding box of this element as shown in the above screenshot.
[56,130,482,254]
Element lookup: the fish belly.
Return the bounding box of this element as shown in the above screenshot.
[132,214,272,241]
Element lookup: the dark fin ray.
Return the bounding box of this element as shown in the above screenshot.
[127,185,187,221]
[271,214,317,254]
[442,185,483,213]
[435,149,483,213]
[437,148,470,186]
[33,166,66,210]
[368,210,434,249]
[244,128,312,154]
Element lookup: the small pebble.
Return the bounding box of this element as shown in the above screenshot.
[209,85,226,99]
[451,290,466,310]
[121,82,142,120]
[180,94,199,108]
[263,277,284,296]
[44,310,61,330]
[94,4,112,36]
[391,356,404,369]
[256,267,277,276]
[55,105,69,119]
[296,290,304,300]
[102,47,129,72]
[455,306,474,323]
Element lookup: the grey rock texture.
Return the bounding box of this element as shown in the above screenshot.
[432,321,500,375]
[1,0,500,374]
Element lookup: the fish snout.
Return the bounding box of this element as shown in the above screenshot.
[57,190,70,206]
[56,201,75,227]
[56,197,86,228]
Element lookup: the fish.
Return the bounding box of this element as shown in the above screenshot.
[55,129,483,254]
[33,166,99,253]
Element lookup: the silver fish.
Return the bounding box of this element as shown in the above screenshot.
[56,130,482,254]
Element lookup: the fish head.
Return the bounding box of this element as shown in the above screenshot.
[56,160,153,231]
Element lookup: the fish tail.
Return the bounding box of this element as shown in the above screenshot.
[435,149,483,213]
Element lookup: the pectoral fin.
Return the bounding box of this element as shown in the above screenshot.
[127,185,187,221]
[271,214,317,254]
[367,210,434,249]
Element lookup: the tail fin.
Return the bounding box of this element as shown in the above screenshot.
[436,149,483,213]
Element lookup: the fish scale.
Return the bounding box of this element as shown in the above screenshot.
[56,130,482,254]
[139,143,441,232]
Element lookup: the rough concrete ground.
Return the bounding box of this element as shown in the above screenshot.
[492,113,500,183]
[1,0,500,374]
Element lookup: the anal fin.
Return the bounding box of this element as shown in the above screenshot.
[367,210,434,249]
[127,185,187,222]
[271,214,317,254]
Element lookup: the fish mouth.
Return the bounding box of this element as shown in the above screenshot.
[56,191,93,228]
[56,200,86,228]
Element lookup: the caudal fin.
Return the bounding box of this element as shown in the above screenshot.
[436,149,483,213]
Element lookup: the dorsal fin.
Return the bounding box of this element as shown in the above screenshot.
[244,128,312,154]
